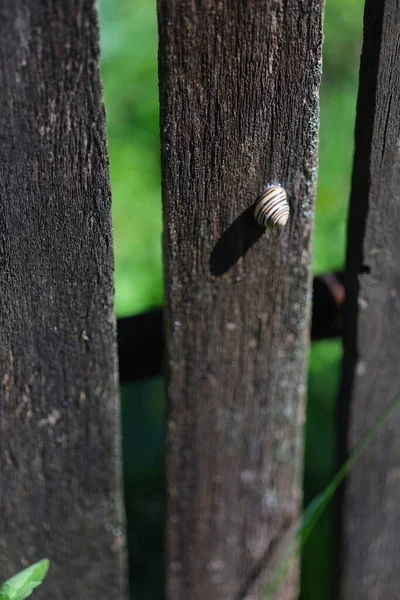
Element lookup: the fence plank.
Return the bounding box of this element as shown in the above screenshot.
[338,1,400,598]
[158,1,323,598]
[0,2,124,598]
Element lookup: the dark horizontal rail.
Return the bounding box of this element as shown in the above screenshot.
[311,271,345,340]
[117,271,344,383]
[117,308,164,383]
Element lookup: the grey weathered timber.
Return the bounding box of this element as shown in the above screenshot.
[338,1,400,598]
[157,1,323,598]
[0,2,125,598]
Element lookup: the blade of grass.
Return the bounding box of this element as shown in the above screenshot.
[264,391,400,599]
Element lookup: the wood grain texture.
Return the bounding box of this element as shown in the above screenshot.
[338,1,400,598]
[157,1,323,598]
[0,2,125,598]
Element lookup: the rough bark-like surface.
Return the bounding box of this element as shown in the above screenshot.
[338,1,400,598]
[157,1,323,598]
[0,2,125,598]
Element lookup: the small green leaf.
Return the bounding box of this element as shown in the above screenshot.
[0,559,49,600]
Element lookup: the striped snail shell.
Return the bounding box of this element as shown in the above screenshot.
[254,186,290,228]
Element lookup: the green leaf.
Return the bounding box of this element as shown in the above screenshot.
[0,559,49,600]
[264,391,400,598]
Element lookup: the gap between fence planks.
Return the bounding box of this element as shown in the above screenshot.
[158,1,323,598]
[0,2,125,599]
[338,1,400,598]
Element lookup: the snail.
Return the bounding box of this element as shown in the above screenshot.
[254,186,290,228]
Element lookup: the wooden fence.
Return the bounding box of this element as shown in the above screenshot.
[0,0,399,599]
[338,1,400,598]
[0,2,124,599]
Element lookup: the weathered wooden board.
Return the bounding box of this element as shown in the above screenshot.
[0,2,124,598]
[157,1,323,598]
[338,1,400,598]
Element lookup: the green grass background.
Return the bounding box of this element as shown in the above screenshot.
[98,0,365,597]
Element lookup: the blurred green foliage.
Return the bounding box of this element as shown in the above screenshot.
[98,0,365,598]
[99,0,162,316]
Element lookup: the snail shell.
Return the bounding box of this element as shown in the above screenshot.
[254,186,289,228]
